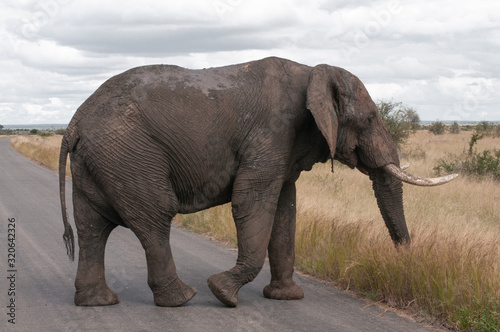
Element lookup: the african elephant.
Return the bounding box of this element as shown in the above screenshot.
[59,57,456,307]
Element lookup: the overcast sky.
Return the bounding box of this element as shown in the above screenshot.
[1,0,499,124]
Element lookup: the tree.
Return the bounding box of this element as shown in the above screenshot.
[449,121,460,134]
[377,100,418,148]
[475,121,494,136]
[428,121,446,135]
[406,109,421,130]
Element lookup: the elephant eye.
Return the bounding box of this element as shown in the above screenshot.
[367,114,376,125]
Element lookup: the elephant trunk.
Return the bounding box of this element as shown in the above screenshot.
[370,170,410,245]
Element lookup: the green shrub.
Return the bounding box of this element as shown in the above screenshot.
[434,133,500,181]
[468,132,483,156]
[449,121,460,134]
[466,150,500,180]
[461,124,475,131]
[428,121,446,135]
[454,297,500,331]
[475,121,495,136]
[377,100,419,148]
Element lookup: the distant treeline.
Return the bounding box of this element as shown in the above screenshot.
[422,120,500,136]
[1,124,68,130]
[0,124,67,136]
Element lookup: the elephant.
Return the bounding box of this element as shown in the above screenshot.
[59,56,457,307]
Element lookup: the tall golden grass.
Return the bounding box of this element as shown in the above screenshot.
[10,135,71,176]
[10,132,500,330]
[179,131,500,331]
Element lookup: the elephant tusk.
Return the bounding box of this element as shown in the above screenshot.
[400,163,410,170]
[383,163,458,186]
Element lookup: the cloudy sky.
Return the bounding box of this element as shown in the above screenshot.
[1,0,499,125]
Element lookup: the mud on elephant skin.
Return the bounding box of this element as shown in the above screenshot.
[59,57,457,307]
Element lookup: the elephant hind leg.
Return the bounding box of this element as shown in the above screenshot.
[119,190,196,307]
[73,189,119,306]
[99,158,197,306]
[139,228,197,307]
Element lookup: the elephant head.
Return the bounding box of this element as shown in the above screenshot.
[306,64,457,245]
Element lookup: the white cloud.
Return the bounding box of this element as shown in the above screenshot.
[1,0,500,124]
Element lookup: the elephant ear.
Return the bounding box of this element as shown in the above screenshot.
[306,64,340,159]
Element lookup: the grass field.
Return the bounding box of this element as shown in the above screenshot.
[10,132,500,331]
[10,135,71,176]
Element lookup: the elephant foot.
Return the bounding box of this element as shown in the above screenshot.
[153,278,197,307]
[263,280,304,300]
[74,284,120,306]
[207,271,242,307]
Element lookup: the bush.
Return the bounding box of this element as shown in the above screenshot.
[428,121,446,135]
[468,132,483,156]
[434,133,500,181]
[377,100,419,148]
[28,129,54,137]
[449,121,460,134]
[454,297,500,331]
[475,121,495,136]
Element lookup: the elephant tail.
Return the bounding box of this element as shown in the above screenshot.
[59,122,78,261]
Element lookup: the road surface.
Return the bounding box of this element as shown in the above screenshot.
[0,138,436,331]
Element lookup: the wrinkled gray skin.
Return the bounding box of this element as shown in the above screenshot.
[60,57,411,307]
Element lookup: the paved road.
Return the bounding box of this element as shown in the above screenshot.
[0,138,436,331]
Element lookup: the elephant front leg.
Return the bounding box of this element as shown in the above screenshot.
[207,209,274,307]
[264,182,304,300]
[207,175,281,307]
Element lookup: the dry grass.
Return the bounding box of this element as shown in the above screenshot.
[295,163,500,330]
[11,132,500,330]
[177,204,237,246]
[178,130,500,331]
[10,135,70,176]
